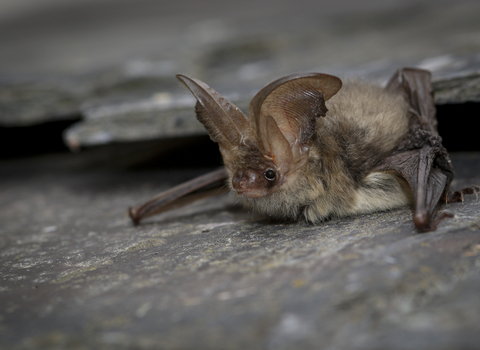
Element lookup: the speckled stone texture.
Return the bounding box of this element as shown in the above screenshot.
[1,152,480,350]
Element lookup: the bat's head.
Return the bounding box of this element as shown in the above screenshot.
[176,73,342,215]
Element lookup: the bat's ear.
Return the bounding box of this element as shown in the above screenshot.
[176,75,249,160]
[249,73,342,169]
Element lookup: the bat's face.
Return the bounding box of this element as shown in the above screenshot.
[221,129,315,202]
[224,142,317,220]
[225,143,294,199]
[231,162,279,199]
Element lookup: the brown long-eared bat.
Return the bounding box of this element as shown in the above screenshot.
[129,68,477,232]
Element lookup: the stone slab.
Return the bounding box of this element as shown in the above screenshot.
[1,152,480,349]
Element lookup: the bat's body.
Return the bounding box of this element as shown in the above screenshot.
[238,81,412,223]
[129,68,476,231]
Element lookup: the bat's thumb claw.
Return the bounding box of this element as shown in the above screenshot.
[414,210,429,231]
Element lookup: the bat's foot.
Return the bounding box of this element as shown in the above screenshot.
[445,186,480,204]
[431,210,455,231]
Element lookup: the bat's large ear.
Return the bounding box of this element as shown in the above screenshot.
[249,73,342,170]
[176,75,249,160]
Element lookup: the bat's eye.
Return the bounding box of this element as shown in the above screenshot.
[264,169,276,181]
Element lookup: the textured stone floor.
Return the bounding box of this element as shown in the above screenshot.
[1,152,480,350]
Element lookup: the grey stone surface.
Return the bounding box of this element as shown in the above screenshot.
[2,0,480,129]
[0,78,83,127]
[0,67,179,127]
[62,55,480,149]
[1,152,480,350]
[63,90,250,149]
[2,0,479,80]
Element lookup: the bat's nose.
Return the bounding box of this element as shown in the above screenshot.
[232,169,259,190]
[232,169,267,198]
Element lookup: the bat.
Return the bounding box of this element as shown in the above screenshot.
[129,68,477,232]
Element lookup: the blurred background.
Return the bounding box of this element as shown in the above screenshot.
[0,0,479,162]
[2,0,479,77]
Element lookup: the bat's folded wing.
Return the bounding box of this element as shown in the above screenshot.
[376,68,454,231]
[376,147,450,231]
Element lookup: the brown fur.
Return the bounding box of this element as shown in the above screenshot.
[234,81,412,222]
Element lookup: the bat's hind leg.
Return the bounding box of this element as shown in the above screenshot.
[443,186,480,204]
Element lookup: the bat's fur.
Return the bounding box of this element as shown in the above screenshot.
[235,82,414,222]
